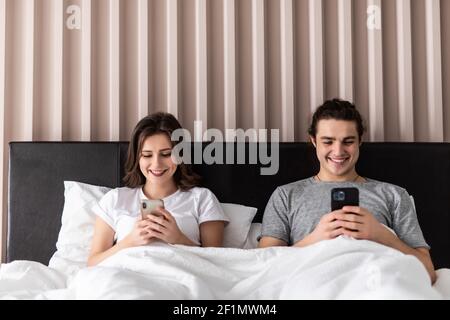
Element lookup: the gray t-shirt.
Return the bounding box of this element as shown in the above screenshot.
[260,177,430,249]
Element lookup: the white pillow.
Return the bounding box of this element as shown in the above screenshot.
[49,181,258,272]
[49,181,111,275]
[243,223,262,249]
[221,203,258,248]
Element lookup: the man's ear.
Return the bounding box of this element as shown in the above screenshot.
[310,136,317,148]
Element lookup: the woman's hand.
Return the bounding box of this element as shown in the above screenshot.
[121,218,156,247]
[145,207,196,246]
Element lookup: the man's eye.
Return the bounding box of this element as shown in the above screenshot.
[344,141,354,145]
[323,141,332,145]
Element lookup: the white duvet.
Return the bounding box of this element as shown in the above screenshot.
[1,236,449,299]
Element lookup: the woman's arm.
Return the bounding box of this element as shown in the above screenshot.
[87,216,154,266]
[87,217,123,266]
[199,221,226,247]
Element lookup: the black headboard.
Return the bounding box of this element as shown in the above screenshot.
[7,142,450,269]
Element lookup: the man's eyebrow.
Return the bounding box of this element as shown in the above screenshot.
[319,136,356,141]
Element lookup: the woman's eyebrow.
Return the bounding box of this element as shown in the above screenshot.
[142,148,172,152]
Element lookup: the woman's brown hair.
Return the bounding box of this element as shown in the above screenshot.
[123,112,201,190]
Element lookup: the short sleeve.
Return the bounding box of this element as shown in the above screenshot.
[197,189,230,224]
[259,187,290,244]
[392,189,430,249]
[91,189,118,230]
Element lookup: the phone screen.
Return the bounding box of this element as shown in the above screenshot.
[331,187,359,211]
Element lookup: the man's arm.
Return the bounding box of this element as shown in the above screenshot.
[337,206,437,284]
[258,236,287,248]
[379,231,436,284]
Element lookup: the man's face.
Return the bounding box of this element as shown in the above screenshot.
[311,119,361,179]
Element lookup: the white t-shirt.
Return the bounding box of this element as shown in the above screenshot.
[93,186,229,245]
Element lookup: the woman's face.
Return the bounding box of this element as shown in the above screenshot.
[139,133,178,186]
[311,119,361,179]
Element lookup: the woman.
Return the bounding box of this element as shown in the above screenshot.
[88,112,229,266]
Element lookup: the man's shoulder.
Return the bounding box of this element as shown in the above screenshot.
[363,178,408,195]
[276,177,314,194]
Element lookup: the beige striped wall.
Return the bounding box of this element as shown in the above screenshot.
[1,0,449,261]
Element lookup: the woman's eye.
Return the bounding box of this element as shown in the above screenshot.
[161,152,172,157]
[142,154,152,158]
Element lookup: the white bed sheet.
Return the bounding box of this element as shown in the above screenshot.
[2,235,449,300]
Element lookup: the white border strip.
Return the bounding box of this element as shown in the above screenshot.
[109,0,120,141]
[280,0,294,141]
[309,0,324,113]
[367,0,384,141]
[251,0,265,136]
[223,0,236,134]
[425,0,443,141]
[50,0,63,140]
[166,0,178,118]
[0,0,6,262]
[396,0,414,141]
[338,0,353,102]
[138,0,148,119]
[22,0,34,140]
[195,0,207,137]
[80,0,91,141]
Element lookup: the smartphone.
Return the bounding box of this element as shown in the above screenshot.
[141,199,164,219]
[331,187,359,211]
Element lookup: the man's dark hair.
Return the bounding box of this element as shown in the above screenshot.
[308,99,366,140]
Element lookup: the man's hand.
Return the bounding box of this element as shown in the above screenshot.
[304,211,346,244]
[334,206,389,243]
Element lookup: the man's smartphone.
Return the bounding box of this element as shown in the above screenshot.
[141,199,164,219]
[331,187,359,211]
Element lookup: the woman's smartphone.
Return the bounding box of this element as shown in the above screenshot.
[331,187,359,211]
[141,199,164,219]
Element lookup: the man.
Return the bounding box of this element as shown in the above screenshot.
[258,99,436,284]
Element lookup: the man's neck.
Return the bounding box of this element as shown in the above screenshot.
[316,170,359,182]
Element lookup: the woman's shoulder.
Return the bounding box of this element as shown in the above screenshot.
[180,186,218,200]
[102,186,141,200]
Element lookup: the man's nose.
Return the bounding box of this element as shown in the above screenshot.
[333,143,345,155]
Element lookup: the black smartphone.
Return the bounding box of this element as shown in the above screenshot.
[331,187,359,211]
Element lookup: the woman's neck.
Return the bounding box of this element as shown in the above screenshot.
[142,181,178,200]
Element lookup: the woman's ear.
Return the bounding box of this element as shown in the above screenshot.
[310,136,317,148]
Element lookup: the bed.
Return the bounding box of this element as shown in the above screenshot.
[2,141,450,299]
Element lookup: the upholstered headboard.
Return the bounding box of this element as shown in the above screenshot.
[7,142,450,269]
